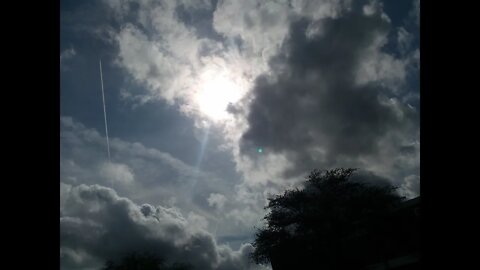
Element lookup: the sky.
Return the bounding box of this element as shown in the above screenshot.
[60,0,420,269]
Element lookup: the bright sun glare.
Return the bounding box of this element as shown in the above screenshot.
[195,69,243,121]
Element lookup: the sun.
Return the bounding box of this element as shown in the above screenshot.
[195,69,243,121]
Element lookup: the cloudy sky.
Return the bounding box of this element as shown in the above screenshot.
[60,0,419,269]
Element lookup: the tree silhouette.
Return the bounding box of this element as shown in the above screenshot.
[251,168,408,270]
[100,252,193,270]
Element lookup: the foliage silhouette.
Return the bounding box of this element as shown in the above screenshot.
[251,168,407,269]
[100,252,193,270]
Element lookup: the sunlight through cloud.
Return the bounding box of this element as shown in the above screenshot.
[195,68,244,121]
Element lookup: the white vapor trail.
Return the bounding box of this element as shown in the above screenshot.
[99,60,111,161]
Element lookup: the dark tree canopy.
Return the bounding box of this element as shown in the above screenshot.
[101,252,193,270]
[251,168,407,269]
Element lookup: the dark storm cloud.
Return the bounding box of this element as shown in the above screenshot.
[240,5,418,178]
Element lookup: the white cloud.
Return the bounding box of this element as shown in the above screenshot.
[99,162,135,185]
[112,6,254,126]
[362,0,380,16]
[227,207,264,228]
[292,0,352,20]
[115,23,194,104]
[60,184,265,270]
[60,47,76,62]
[355,30,408,91]
[187,211,210,232]
[397,27,413,55]
[60,47,77,70]
[213,0,291,58]
[400,174,420,198]
[208,193,228,211]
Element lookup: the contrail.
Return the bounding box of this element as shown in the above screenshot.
[99,59,111,161]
